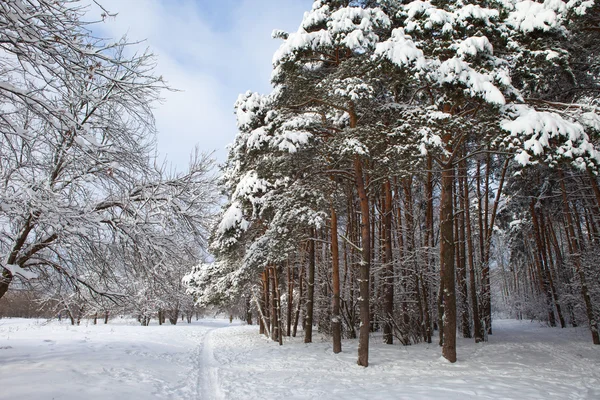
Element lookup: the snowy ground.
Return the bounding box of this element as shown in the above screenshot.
[1,318,599,400]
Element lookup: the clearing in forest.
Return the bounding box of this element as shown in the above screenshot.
[0,318,598,399]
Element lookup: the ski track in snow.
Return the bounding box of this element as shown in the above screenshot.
[199,326,226,400]
[0,318,237,400]
[0,318,599,399]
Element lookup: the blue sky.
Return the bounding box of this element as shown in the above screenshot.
[91,0,313,170]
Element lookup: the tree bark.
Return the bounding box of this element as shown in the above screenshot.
[272,266,283,345]
[440,162,457,363]
[305,233,315,344]
[331,206,342,353]
[422,156,434,344]
[457,162,471,338]
[292,261,304,338]
[0,269,13,301]
[287,262,293,336]
[383,180,394,345]
[354,155,371,367]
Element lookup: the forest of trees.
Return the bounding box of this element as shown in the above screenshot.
[0,1,217,325]
[184,0,600,366]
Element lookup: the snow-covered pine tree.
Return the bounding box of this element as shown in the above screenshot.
[189,0,600,370]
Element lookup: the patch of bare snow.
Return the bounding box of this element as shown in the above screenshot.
[1,318,598,399]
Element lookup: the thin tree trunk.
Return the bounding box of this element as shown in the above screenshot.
[273,266,283,346]
[287,262,293,336]
[305,233,316,344]
[270,267,279,342]
[263,269,270,337]
[464,166,483,342]
[292,262,304,338]
[331,206,342,353]
[422,157,434,344]
[383,180,394,345]
[482,154,491,335]
[458,162,471,338]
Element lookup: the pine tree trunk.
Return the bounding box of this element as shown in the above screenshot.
[482,155,492,336]
[287,262,293,336]
[383,180,394,345]
[423,157,434,344]
[464,163,483,342]
[331,206,342,353]
[305,233,315,344]
[293,258,304,337]
[264,269,271,337]
[458,162,471,338]
[440,163,457,363]
[401,178,416,345]
[272,266,283,345]
[354,155,371,367]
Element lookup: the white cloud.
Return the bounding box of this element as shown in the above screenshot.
[90,0,311,170]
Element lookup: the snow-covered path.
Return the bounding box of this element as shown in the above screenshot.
[1,318,599,399]
[0,318,238,400]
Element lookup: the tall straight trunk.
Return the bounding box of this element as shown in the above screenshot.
[481,157,509,335]
[558,169,599,344]
[292,262,304,338]
[475,160,487,338]
[305,233,316,343]
[369,197,377,333]
[440,162,457,363]
[401,178,416,345]
[480,156,492,335]
[458,162,471,338]
[348,101,372,367]
[354,155,371,367]
[287,262,293,336]
[437,281,444,346]
[331,206,342,353]
[422,156,433,344]
[383,180,394,345]
[270,267,278,342]
[348,193,358,339]
[464,166,483,342]
[273,266,283,346]
[263,269,270,337]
